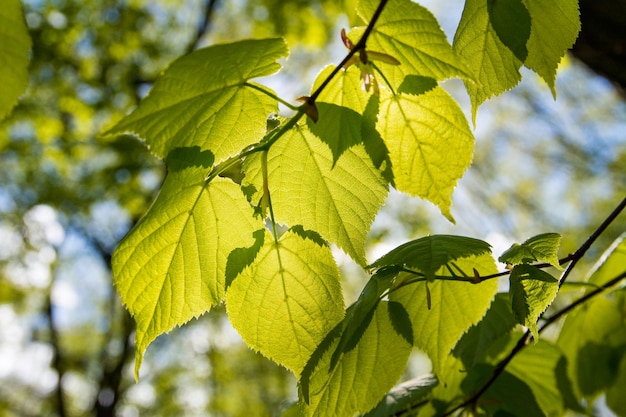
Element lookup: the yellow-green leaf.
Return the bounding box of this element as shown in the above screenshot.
[389,253,498,375]
[522,0,580,96]
[0,0,31,120]
[244,125,388,266]
[453,0,523,122]
[105,38,288,162]
[355,0,472,83]
[112,150,263,378]
[376,86,474,221]
[300,301,412,417]
[226,230,344,375]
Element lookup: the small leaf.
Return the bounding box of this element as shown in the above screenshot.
[369,234,492,279]
[509,264,559,341]
[522,0,580,96]
[389,253,498,375]
[243,125,388,266]
[105,38,288,162]
[376,86,475,221]
[300,302,412,417]
[112,148,263,378]
[226,230,344,376]
[453,0,523,121]
[363,375,438,417]
[0,0,31,120]
[499,232,562,269]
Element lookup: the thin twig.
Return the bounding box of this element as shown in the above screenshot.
[308,0,389,104]
[185,0,220,55]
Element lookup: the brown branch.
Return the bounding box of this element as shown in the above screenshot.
[46,285,68,417]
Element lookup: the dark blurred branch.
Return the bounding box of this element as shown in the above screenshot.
[571,0,626,95]
[46,286,68,417]
[89,237,135,417]
[185,0,221,55]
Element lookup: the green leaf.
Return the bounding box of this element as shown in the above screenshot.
[355,0,472,82]
[607,353,626,416]
[509,264,559,340]
[243,125,388,266]
[363,375,438,417]
[328,270,395,370]
[376,86,474,221]
[226,229,344,376]
[522,0,580,96]
[300,301,412,417]
[453,292,517,367]
[498,232,562,269]
[506,340,582,415]
[389,253,498,375]
[369,234,492,278]
[463,364,545,417]
[112,148,263,378]
[105,38,288,162]
[557,295,626,398]
[487,0,531,63]
[453,0,523,121]
[586,232,626,289]
[307,66,386,166]
[0,0,31,120]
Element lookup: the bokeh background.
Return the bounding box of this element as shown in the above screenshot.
[1,0,625,416]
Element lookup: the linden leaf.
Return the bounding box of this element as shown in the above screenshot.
[244,125,388,266]
[509,264,559,341]
[112,149,263,378]
[226,229,344,376]
[0,0,31,120]
[376,86,474,221]
[499,232,562,269]
[522,0,580,96]
[105,38,288,162]
[355,0,472,83]
[453,0,524,122]
[389,253,498,375]
[369,234,492,278]
[300,301,412,417]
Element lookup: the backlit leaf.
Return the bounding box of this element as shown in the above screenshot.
[509,264,559,340]
[105,38,288,162]
[244,125,388,266]
[558,295,626,398]
[390,253,498,375]
[506,340,582,415]
[522,0,580,96]
[307,66,387,168]
[453,0,523,121]
[226,229,344,375]
[300,301,412,417]
[499,232,562,269]
[376,86,474,221]
[369,234,492,278]
[112,149,263,378]
[0,0,31,120]
[363,375,438,417]
[355,0,472,83]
